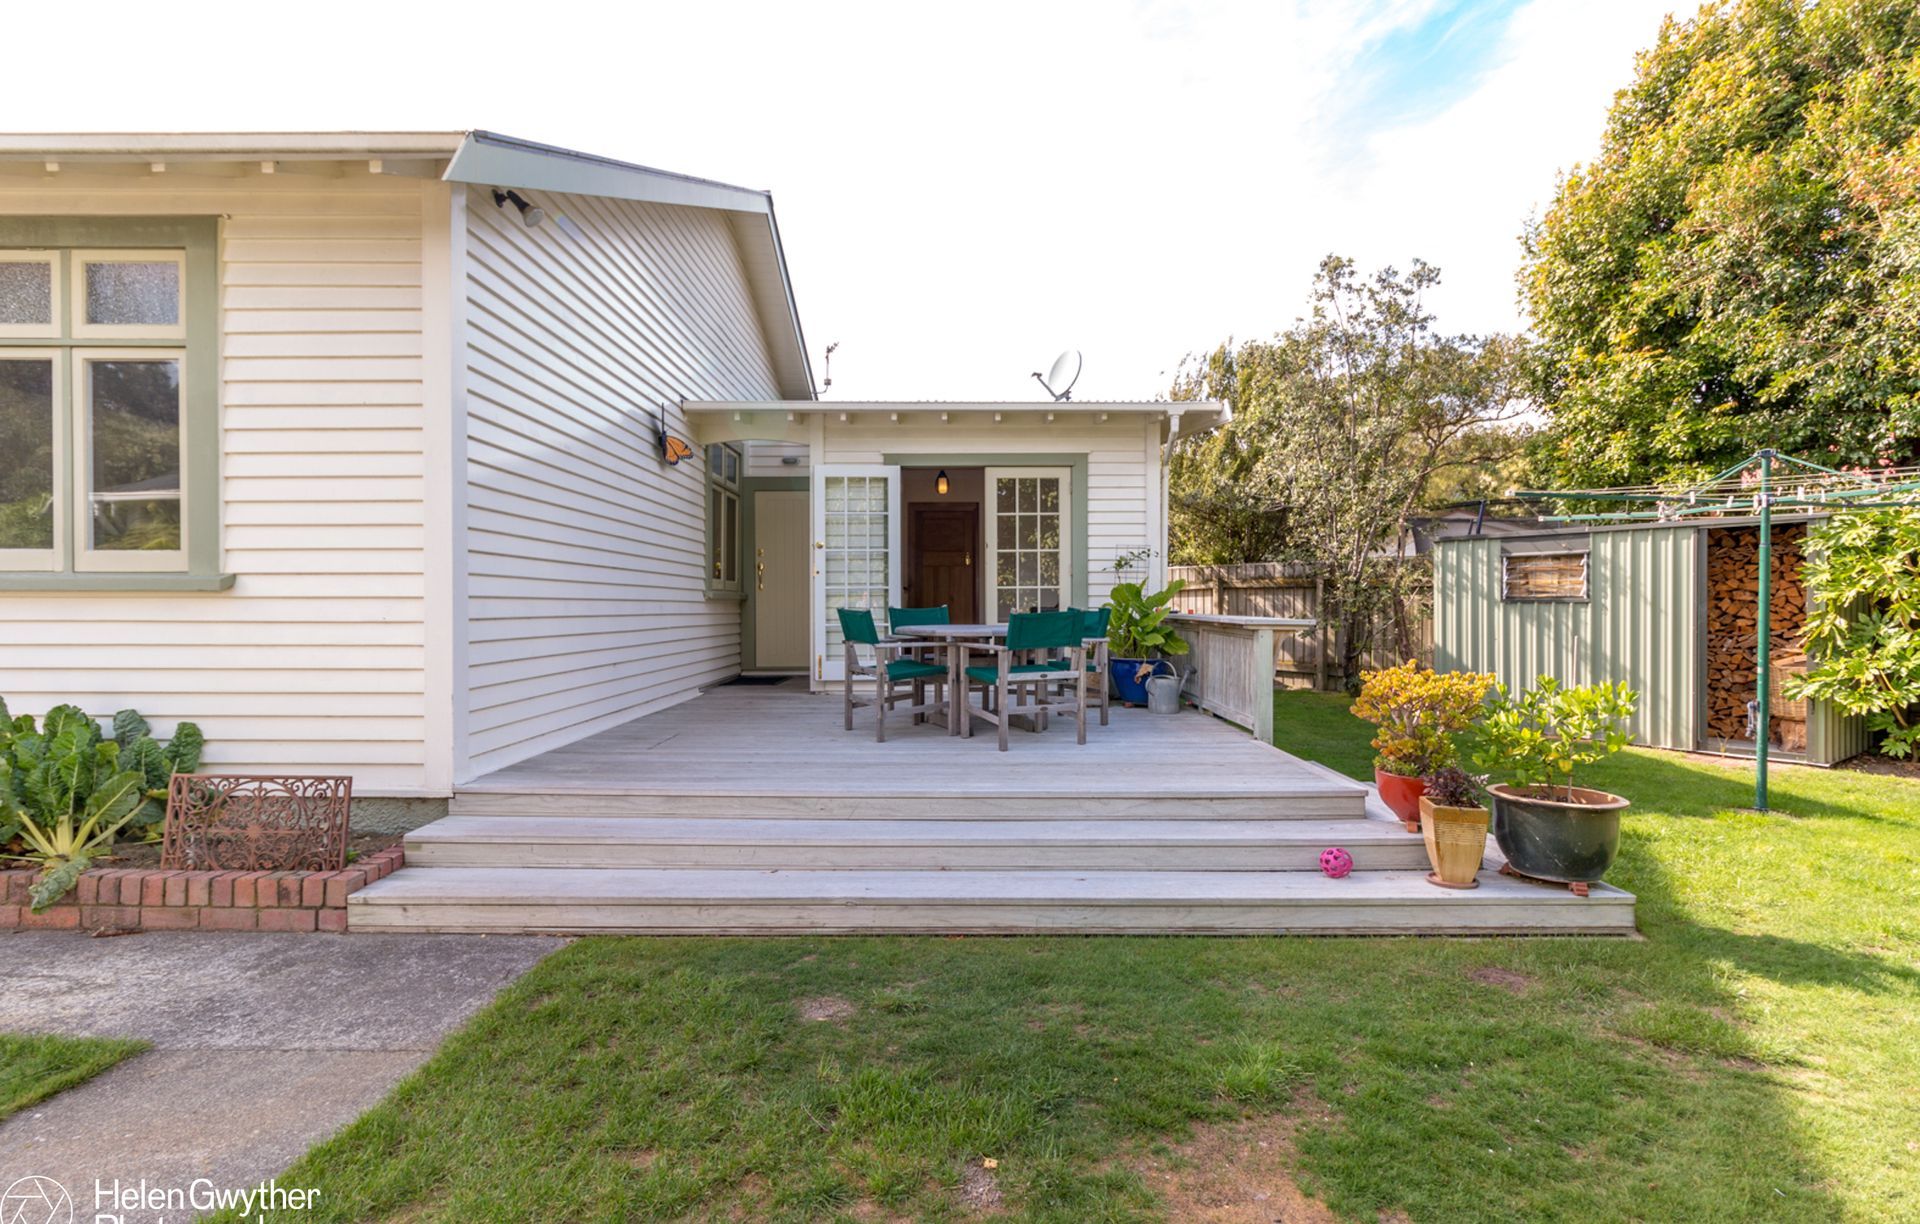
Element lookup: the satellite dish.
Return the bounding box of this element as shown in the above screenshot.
[1031,350,1082,402]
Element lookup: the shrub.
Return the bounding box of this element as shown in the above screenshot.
[1349,662,1496,777]
[1783,508,1920,758]
[1473,677,1637,800]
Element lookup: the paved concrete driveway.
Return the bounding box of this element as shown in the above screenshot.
[0,931,556,1222]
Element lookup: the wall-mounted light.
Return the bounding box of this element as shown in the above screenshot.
[491,188,546,228]
[935,469,950,496]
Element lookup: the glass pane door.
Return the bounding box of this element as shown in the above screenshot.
[814,466,901,682]
[986,468,1071,619]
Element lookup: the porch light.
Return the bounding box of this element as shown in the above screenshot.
[491,188,546,228]
[936,469,950,496]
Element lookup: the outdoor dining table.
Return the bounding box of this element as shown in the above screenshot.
[893,622,1007,736]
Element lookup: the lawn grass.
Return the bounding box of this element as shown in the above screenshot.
[239,693,1919,1222]
[0,1032,147,1123]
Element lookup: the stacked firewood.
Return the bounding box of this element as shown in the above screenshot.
[1705,525,1809,748]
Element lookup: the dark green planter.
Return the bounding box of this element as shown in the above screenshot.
[1488,784,1628,892]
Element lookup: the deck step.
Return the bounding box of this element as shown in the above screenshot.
[403,815,1430,871]
[348,866,1636,936]
[447,784,1368,821]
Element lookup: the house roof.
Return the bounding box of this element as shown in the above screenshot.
[684,399,1229,446]
[0,130,815,399]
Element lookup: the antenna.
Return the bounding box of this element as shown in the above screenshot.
[822,341,839,395]
[1030,349,1082,401]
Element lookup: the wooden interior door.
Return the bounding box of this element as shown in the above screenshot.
[908,505,979,622]
[752,490,809,669]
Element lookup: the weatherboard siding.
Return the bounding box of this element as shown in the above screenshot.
[0,172,435,792]
[462,188,782,778]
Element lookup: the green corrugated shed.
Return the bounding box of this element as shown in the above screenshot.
[1432,517,1870,766]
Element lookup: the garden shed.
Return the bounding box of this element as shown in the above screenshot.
[1432,515,1870,766]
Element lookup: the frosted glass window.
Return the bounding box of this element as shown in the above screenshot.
[0,261,52,327]
[86,358,181,552]
[0,359,55,549]
[84,261,180,327]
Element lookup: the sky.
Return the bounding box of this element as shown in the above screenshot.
[4,0,1681,402]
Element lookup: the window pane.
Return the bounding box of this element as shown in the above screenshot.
[85,261,179,326]
[0,262,52,327]
[0,359,54,548]
[88,359,181,551]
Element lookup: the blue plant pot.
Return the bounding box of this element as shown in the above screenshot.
[1110,657,1172,706]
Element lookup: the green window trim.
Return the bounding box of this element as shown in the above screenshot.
[705,441,744,597]
[0,216,222,584]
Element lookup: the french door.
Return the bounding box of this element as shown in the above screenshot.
[984,467,1072,619]
[812,464,902,683]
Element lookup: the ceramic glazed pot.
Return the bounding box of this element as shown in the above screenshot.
[1418,796,1489,889]
[1374,769,1425,832]
[1488,783,1629,894]
[1109,657,1171,706]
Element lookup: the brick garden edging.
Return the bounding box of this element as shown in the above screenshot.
[0,846,404,934]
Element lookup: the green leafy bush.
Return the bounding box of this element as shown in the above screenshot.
[0,698,204,909]
[1783,508,1920,758]
[1103,580,1190,660]
[1473,677,1637,800]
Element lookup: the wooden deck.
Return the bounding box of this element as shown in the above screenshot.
[453,679,1364,815]
[352,682,1636,935]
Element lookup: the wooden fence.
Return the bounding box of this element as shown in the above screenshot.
[1165,562,1433,690]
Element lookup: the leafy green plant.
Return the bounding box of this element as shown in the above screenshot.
[1349,662,1495,777]
[0,698,205,909]
[1783,508,1920,758]
[1472,677,1638,800]
[1103,580,1191,660]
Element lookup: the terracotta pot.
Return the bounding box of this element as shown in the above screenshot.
[1488,783,1629,895]
[1419,796,1489,889]
[1374,769,1425,832]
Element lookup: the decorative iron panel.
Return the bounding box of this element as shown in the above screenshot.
[161,774,352,872]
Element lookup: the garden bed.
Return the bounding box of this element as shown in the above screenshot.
[0,844,404,934]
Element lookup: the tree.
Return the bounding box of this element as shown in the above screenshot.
[1170,257,1530,688]
[1523,0,1920,488]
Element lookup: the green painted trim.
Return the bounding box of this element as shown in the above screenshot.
[739,476,810,671]
[0,216,219,579]
[702,443,745,599]
[0,572,235,592]
[881,452,1090,609]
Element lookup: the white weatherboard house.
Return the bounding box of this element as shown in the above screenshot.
[0,132,1632,934]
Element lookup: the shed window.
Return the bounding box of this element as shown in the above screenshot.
[1502,552,1587,600]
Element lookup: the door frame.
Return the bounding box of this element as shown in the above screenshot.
[983,465,1074,619]
[882,452,1090,610]
[811,463,903,686]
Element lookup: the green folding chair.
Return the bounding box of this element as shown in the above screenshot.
[962,610,1089,751]
[1082,606,1112,726]
[837,607,947,742]
[888,605,950,669]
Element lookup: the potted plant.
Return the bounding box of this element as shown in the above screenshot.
[1350,662,1496,831]
[1417,766,1489,889]
[1103,580,1190,706]
[1472,677,1637,896]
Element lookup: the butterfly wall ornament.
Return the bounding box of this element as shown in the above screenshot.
[654,406,695,465]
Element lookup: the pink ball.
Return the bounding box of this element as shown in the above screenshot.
[1319,847,1353,878]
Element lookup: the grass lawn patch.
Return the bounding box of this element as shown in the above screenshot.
[0,1033,147,1123]
[236,692,1919,1222]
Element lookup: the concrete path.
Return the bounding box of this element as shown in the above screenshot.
[0,931,557,1222]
